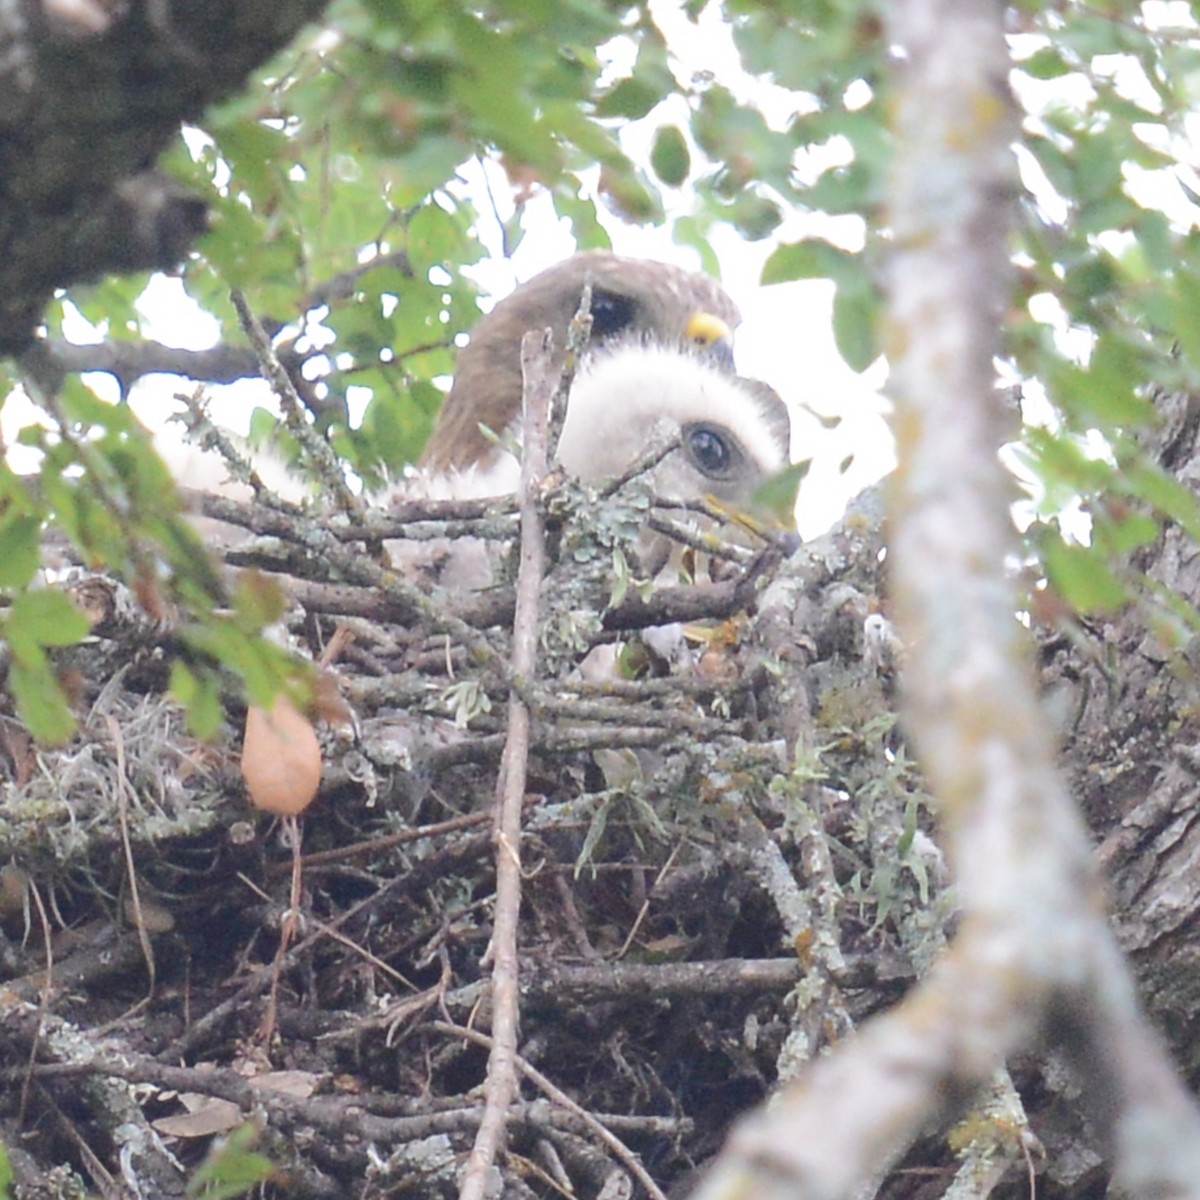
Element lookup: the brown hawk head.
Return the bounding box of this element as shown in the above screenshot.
[420,250,743,472]
[395,340,790,591]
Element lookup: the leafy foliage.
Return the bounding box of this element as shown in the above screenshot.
[737,4,1200,634]
[6,1,1200,733]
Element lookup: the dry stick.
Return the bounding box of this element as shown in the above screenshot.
[178,832,495,1055]
[174,385,294,508]
[434,1020,669,1200]
[17,880,55,1128]
[268,809,495,878]
[257,815,305,1048]
[107,716,155,1005]
[230,288,363,520]
[457,328,556,1200]
[696,3,1200,1198]
[239,871,418,992]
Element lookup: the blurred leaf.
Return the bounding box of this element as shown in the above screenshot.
[1046,335,1153,431]
[832,281,880,373]
[762,239,855,285]
[360,380,443,470]
[4,587,94,742]
[754,460,809,525]
[186,1124,275,1200]
[597,77,661,120]
[1121,460,1200,543]
[726,191,783,240]
[1041,537,1128,616]
[183,614,311,713]
[8,590,89,652]
[7,652,76,744]
[651,126,690,187]
[597,165,663,224]
[231,571,289,628]
[1017,46,1072,80]
[1170,269,1200,369]
[0,516,43,589]
[170,662,225,741]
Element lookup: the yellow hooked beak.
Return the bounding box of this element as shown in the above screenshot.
[685,311,735,370]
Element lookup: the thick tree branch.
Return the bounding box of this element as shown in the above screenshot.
[19,337,269,394]
[0,0,329,355]
[696,3,1200,1198]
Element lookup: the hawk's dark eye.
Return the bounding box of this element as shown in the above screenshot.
[685,423,738,479]
[590,289,637,338]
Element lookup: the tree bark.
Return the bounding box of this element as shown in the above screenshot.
[0,0,329,355]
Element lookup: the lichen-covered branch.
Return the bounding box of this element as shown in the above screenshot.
[694,2,1200,1198]
[458,329,556,1200]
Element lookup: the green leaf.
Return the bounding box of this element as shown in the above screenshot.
[650,126,690,187]
[596,76,661,120]
[405,203,471,275]
[1041,537,1128,615]
[8,590,89,652]
[673,215,722,277]
[1121,460,1200,543]
[360,383,442,470]
[1046,335,1153,430]
[1170,269,1200,369]
[832,283,880,373]
[1017,46,1072,80]
[0,515,43,589]
[1093,508,1158,556]
[186,1124,275,1200]
[1018,429,1117,517]
[727,192,782,241]
[170,662,225,741]
[182,616,308,711]
[0,1141,14,1200]
[762,239,855,285]
[230,572,288,628]
[753,460,808,525]
[8,654,76,744]
[598,166,664,224]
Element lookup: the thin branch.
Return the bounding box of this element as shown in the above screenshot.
[434,1019,668,1200]
[458,328,555,1200]
[231,288,363,519]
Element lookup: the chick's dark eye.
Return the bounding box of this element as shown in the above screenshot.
[590,289,637,338]
[687,424,734,477]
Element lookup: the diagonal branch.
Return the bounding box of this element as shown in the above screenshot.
[693,3,1200,1198]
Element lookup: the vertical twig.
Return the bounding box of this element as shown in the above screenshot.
[258,815,305,1049]
[547,281,593,461]
[108,716,155,1003]
[458,329,555,1200]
